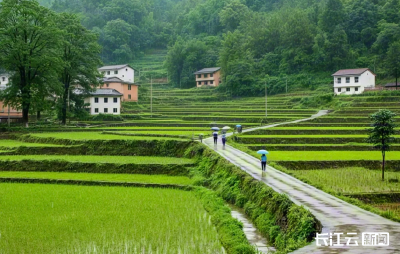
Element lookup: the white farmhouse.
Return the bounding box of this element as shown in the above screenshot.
[98,64,135,83]
[84,89,123,115]
[332,68,376,95]
[0,73,10,89]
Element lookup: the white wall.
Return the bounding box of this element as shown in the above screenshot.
[0,74,9,89]
[100,67,135,83]
[359,70,375,88]
[333,70,375,95]
[334,86,364,95]
[84,96,121,115]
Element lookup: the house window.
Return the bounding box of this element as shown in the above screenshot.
[346,87,350,92]
[355,77,359,83]
[104,108,108,113]
[128,85,131,90]
[107,71,110,75]
[210,81,214,85]
[2,77,5,81]
[346,77,350,83]
[95,108,99,113]
[128,94,131,99]
[198,81,201,85]
[126,68,128,71]
[338,88,341,92]
[114,98,118,103]
[114,71,118,74]
[337,78,341,84]
[104,98,108,103]
[355,87,359,92]
[210,73,213,78]
[113,108,118,113]
[204,74,208,78]
[106,84,109,87]
[197,74,201,78]
[204,81,208,85]
[94,97,99,103]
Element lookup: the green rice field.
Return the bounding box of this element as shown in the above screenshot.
[0,184,224,253]
[0,172,193,185]
[289,167,400,194]
[267,151,400,161]
[29,132,186,140]
[0,155,194,164]
[0,140,64,148]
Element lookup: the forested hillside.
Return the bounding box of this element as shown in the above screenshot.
[44,0,400,95]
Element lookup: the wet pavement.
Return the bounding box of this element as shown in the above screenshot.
[204,110,400,254]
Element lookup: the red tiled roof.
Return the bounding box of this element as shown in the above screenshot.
[332,68,375,76]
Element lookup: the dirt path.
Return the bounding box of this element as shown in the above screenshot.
[204,110,400,254]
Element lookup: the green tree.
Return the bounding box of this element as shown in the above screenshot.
[57,13,103,125]
[0,0,63,125]
[366,110,397,181]
[386,42,400,90]
[319,0,345,34]
[219,0,249,31]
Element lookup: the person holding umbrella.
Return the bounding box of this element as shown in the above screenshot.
[211,127,220,145]
[221,126,230,147]
[257,150,269,172]
[213,131,218,144]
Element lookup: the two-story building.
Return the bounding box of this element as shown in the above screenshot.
[99,77,139,102]
[98,64,135,83]
[0,72,22,121]
[194,67,221,87]
[84,89,123,115]
[97,64,139,102]
[332,68,376,95]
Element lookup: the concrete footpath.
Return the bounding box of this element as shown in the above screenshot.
[204,110,400,254]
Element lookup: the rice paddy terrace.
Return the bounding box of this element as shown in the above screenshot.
[1,86,400,253]
[232,94,400,220]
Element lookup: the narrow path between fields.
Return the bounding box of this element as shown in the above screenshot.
[204,110,400,254]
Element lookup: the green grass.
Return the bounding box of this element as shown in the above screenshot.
[0,155,194,164]
[29,132,185,141]
[267,151,400,161]
[0,172,193,185]
[108,130,211,136]
[0,184,224,253]
[290,167,400,194]
[240,134,400,138]
[0,140,64,148]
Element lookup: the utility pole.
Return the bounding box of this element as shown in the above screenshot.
[265,82,267,117]
[286,76,288,93]
[151,76,153,118]
[7,105,10,128]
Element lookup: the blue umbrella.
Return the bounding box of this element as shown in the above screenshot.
[257,150,269,155]
[211,127,220,131]
[236,125,242,127]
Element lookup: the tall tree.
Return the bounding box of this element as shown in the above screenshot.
[367,110,397,181]
[386,42,400,90]
[0,0,62,125]
[57,13,103,125]
[319,0,346,33]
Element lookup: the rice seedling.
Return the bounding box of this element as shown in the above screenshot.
[0,172,193,185]
[290,167,400,194]
[0,155,194,164]
[29,132,185,141]
[0,184,224,253]
[267,151,400,161]
[0,140,64,148]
